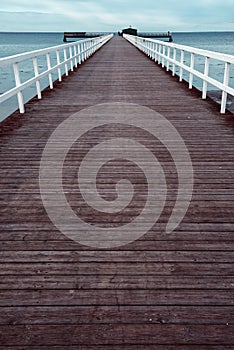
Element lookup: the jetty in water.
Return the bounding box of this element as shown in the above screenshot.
[119,27,173,41]
[64,27,173,42]
[0,34,234,348]
[63,31,110,41]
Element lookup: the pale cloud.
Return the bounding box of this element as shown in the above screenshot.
[0,0,233,32]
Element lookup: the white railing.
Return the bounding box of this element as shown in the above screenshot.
[0,34,113,114]
[123,34,234,114]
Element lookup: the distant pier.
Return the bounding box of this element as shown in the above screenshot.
[119,27,173,41]
[63,32,109,42]
[64,29,173,42]
[138,31,173,41]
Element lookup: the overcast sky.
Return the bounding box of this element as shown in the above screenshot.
[0,0,233,32]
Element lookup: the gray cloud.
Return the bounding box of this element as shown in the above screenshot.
[0,0,233,32]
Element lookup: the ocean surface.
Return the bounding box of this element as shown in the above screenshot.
[0,31,234,120]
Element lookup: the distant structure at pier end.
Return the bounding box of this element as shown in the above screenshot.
[119,27,173,42]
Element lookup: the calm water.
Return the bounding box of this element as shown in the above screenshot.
[0,31,234,120]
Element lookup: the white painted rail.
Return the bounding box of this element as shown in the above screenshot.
[0,34,113,114]
[123,34,234,114]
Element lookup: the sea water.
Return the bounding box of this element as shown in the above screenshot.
[0,31,234,120]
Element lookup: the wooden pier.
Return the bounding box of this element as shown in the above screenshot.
[63,32,110,41]
[0,36,234,347]
[138,31,173,41]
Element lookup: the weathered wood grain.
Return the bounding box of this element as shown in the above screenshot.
[0,36,234,347]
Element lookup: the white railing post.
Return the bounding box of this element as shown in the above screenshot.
[77,43,82,65]
[46,53,53,89]
[158,45,161,65]
[154,43,158,62]
[69,46,74,71]
[179,50,184,82]
[33,57,42,99]
[150,41,154,59]
[63,48,68,76]
[162,45,166,68]
[189,53,195,89]
[89,41,92,56]
[202,56,210,99]
[13,62,25,113]
[166,47,171,71]
[74,45,78,68]
[221,62,231,114]
[81,42,84,62]
[56,50,62,82]
[172,47,176,76]
[84,42,87,60]
[86,41,89,58]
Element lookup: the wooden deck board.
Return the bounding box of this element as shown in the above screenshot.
[0,36,234,347]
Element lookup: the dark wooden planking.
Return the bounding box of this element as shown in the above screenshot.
[0,347,233,350]
[0,289,233,307]
[0,275,233,290]
[0,250,234,263]
[0,305,233,325]
[0,262,233,276]
[0,324,233,346]
[0,241,234,251]
[0,36,234,347]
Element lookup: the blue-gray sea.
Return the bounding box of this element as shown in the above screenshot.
[0,31,234,120]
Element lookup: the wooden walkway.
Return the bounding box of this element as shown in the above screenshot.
[0,36,234,348]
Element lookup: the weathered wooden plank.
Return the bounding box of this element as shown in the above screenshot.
[0,251,233,263]
[0,241,234,251]
[0,276,233,290]
[0,347,233,350]
[0,230,233,241]
[0,289,233,306]
[0,262,233,276]
[0,324,233,346]
[0,305,233,325]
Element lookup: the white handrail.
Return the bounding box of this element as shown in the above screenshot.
[0,34,113,114]
[123,34,234,114]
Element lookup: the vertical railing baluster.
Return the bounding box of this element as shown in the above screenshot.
[167,47,171,71]
[33,57,42,99]
[63,48,68,76]
[56,50,62,82]
[13,62,25,113]
[85,41,87,59]
[69,46,74,71]
[86,41,89,58]
[46,53,53,89]
[162,45,166,68]
[88,41,91,57]
[150,41,154,59]
[81,42,84,62]
[202,56,210,99]
[189,53,195,89]
[179,50,184,82]
[74,45,78,68]
[154,43,157,62]
[172,47,176,76]
[77,43,81,65]
[158,45,161,65]
[221,62,231,114]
